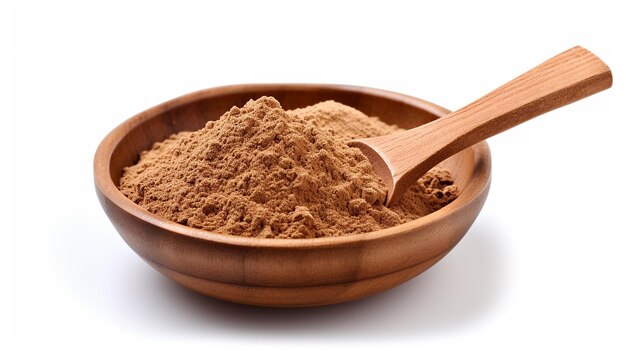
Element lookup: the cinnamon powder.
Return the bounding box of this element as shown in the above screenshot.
[119,97,458,238]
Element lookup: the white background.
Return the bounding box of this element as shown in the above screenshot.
[4,0,625,349]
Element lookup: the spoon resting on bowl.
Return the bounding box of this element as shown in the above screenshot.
[349,46,612,206]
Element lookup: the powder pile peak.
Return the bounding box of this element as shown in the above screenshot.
[120,97,458,238]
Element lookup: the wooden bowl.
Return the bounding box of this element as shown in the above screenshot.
[94,84,491,307]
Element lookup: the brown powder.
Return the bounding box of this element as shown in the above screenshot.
[119,97,458,238]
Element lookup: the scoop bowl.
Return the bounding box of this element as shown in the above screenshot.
[94,84,492,307]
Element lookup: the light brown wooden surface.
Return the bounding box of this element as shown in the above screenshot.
[94,84,492,307]
[350,46,612,206]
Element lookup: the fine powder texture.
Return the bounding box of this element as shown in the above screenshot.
[119,97,459,238]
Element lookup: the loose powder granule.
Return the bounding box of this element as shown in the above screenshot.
[119,97,458,238]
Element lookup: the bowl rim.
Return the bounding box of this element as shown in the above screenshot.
[94,83,491,248]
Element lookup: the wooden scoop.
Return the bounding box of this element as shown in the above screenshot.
[349,46,612,206]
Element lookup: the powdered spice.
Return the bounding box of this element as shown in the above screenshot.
[119,97,458,238]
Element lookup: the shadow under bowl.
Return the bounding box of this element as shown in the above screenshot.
[94,84,492,307]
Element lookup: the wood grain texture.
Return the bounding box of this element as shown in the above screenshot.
[94,84,492,307]
[349,46,612,206]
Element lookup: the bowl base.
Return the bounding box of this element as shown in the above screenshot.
[146,250,449,307]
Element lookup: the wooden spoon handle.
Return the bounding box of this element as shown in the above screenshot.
[354,46,613,206]
[391,46,611,185]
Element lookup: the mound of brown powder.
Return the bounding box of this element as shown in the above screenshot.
[119,97,458,238]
